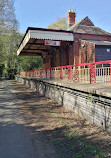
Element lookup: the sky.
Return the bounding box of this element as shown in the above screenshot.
[14,0,111,34]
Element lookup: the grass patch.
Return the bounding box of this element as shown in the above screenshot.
[53,140,60,146]
[59,121,66,126]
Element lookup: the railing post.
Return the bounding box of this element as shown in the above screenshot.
[46,69,47,78]
[78,66,80,82]
[68,67,71,80]
[37,69,39,78]
[40,70,42,78]
[53,68,56,79]
[34,70,35,77]
[60,67,63,79]
[89,64,95,84]
[110,63,111,83]
[50,68,52,79]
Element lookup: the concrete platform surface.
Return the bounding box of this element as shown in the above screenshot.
[38,78,111,98]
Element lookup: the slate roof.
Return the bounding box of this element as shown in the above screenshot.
[68,16,111,36]
[82,40,111,46]
[74,25,111,35]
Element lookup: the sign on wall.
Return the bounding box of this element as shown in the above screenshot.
[44,40,61,46]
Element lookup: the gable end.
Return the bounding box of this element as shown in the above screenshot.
[80,17,94,26]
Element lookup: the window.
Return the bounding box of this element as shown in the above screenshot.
[107,49,110,53]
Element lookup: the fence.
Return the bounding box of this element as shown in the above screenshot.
[20,60,111,85]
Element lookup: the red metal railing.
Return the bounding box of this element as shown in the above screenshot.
[20,60,111,85]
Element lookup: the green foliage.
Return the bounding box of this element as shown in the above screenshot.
[0,64,4,77]
[95,150,106,158]
[0,0,22,78]
[0,0,42,77]
[74,153,83,158]
[48,17,68,30]
[18,56,42,71]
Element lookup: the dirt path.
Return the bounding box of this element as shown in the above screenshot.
[14,80,111,158]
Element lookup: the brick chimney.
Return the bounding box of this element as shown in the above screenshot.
[67,9,76,27]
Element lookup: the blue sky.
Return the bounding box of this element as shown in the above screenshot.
[14,0,111,34]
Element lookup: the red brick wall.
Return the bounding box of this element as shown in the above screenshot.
[60,42,71,66]
[56,51,60,67]
[73,33,111,65]
[67,12,76,26]
[69,45,74,65]
[64,45,69,66]
[82,19,94,26]
[42,56,51,69]
[79,40,95,64]
[73,38,80,65]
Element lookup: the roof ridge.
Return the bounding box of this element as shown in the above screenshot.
[79,25,96,28]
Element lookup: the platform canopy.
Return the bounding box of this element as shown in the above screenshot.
[17,27,74,56]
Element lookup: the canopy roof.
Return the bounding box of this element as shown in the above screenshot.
[17,27,74,56]
[83,40,111,46]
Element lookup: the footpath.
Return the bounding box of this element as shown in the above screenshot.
[0,79,58,158]
[0,79,37,158]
